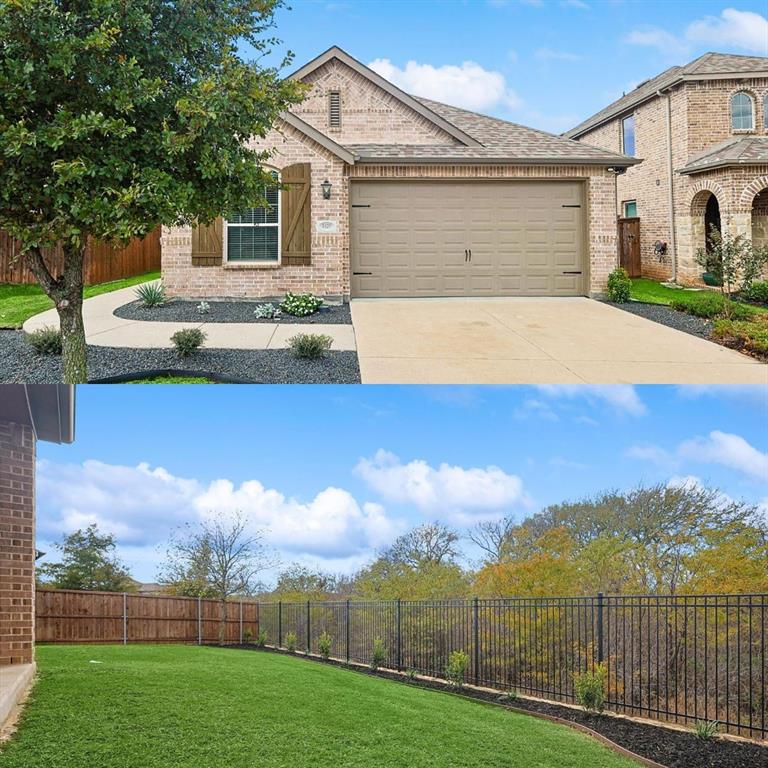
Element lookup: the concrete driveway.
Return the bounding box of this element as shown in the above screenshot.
[350,298,768,384]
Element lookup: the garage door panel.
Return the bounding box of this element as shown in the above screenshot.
[351,181,585,298]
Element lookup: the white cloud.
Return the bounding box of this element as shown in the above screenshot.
[368,58,522,112]
[679,430,768,482]
[686,9,768,54]
[536,385,646,416]
[561,0,589,8]
[626,444,675,467]
[535,48,583,62]
[355,449,529,521]
[624,27,690,56]
[513,398,560,422]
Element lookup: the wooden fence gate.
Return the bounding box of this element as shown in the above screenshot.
[618,217,641,277]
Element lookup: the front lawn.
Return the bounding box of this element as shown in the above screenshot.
[0,271,160,329]
[0,645,638,768]
[629,277,702,305]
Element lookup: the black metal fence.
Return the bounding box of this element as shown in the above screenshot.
[258,594,767,739]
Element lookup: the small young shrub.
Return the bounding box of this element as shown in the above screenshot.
[284,630,298,652]
[694,720,719,741]
[26,326,62,355]
[574,663,607,714]
[197,301,210,314]
[242,628,253,644]
[606,267,632,303]
[670,291,752,320]
[135,281,166,307]
[742,280,768,305]
[254,302,281,319]
[498,690,518,704]
[171,328,206,357]
[317,632,332,660]
[280,291,324,317]
[288,332,333,359]
[445,650,470,689]
[405,668,417,681]
[370,638,387,671]
[711,317,768,359]
[254,629,267,648]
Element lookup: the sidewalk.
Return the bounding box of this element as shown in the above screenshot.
[22,285,357,351]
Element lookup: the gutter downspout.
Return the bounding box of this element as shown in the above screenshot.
[658,88,677,282]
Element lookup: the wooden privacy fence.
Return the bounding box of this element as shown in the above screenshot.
[36,588,259,646]
[0,228,161,285]
[259,594,767,740]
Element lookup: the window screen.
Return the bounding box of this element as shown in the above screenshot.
[226,183,280,262]
[731,92,754,131]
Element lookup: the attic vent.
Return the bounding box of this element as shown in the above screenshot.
[328,90,341,128]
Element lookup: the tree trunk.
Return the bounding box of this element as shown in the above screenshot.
[219,598,228,646]
[25,241,88,383]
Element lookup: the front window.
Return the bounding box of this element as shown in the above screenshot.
[621,114,635,156]
[623,200,638,218]
[764,93,768,131]
[225,176,280,263]
[731,92,754,131]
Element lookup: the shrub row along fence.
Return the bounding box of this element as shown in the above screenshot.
[258,594,767,740]
[36,589,259,645]
[0,228,160,285]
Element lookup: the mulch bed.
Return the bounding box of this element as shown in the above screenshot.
[0,330,360,383]
[603,300,713,339]
[114,299,351,325]
[226,645,767,768]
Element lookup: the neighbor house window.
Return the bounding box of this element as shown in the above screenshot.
[328,90,341,128]
[623,200,638,218]
[731,91,754,131]
[621,114,636,156]
[764,93,768,130]
[225,175,280,263]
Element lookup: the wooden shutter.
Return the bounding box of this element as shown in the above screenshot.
[281,163,312,267]
[191,218,223,266]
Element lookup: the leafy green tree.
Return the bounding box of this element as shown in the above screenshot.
[270,564,349,601]
[0,0,304,381]
[36,524,134,591]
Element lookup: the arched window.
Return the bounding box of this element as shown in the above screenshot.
[731,91,754,131]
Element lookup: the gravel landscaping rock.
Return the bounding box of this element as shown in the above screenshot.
[604,300,713,339]
[0,330,360,383]
[114,298,351,324]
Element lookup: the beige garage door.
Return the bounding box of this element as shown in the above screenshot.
[351,181,586,298]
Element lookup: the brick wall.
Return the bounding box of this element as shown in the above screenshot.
[0,420,35,666]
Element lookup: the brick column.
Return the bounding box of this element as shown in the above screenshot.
[0,420,36,666]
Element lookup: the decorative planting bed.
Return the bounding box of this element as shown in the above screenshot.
[114,299,352,324]
[236,646,768,768]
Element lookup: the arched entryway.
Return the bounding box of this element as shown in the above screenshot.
[751,187,768,249]
[705,194,721,251]
[689,190,723,283]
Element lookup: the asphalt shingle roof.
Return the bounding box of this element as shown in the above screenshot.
[679,136,768,174]
[564,52,768,139]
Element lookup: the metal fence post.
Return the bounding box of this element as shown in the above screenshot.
[122,592,127,645]
[345,599,350,663]
[396,598,402,671]
[197,597,202,646]
[278,601,282,648]
[239,600,243,645]
[306,600,311,654]
[473,596,479,686]
[596,592,604,664]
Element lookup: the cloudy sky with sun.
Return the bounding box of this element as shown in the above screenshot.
[35,386,768,584]
[251,1,768,133]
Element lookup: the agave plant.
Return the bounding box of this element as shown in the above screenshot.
[135,281,166,308]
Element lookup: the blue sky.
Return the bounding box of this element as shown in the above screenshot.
[36,385,768,584]
[250,1,768,132]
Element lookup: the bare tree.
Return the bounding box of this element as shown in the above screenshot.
[384,522,460,568]
[468,517,516,564]
[159,513,276,644]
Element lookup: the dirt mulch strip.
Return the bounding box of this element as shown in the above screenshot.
[603,300,713,339]
[223,644,767,768]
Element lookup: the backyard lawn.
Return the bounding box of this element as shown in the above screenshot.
[0,645,639,768]
[0,271,160,328]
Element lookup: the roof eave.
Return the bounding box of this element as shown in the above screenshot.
[279,112,358,164]
[679,159,768,175]
[355,156,642,167]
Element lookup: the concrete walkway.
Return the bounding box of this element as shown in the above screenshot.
[351,297,768,384]
[23,284,357,351]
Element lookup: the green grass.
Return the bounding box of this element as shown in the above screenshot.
[127,376,214,384]
[0,271,160,329]
[629,278,704,305]
[0,645,639,768]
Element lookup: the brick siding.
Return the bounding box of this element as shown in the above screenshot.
[0,420,36,666]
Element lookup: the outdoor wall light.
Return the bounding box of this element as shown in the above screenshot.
[321,179,332,199]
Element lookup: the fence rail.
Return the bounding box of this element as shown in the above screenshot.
[36,589,258,646]
[258,594,767,739]
[0,228,160,285]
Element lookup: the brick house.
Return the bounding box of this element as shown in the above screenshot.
[0,385,75,728]
[565,52,768,284]
[162,46,637,301]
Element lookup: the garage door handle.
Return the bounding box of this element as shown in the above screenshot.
[562,271,582,275]
[353,271,373,276]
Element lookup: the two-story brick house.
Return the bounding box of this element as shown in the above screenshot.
[564,52,768,285]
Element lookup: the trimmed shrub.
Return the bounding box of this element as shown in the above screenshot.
[574,663,607,713]
[254,302,281,319]
[317,632,332,660]
[26,326,62,355]
[284,630,298,652]
[694,720,719,741]
[242,628,253,644]
[171,328,206,357]
[445,650,470,689]
[742,280,768,305]
[711,317,768,360]
[280,292,324,317]
[288,332,333,359]
[135,281,166,307]
[254,629,267,648]
[670,291,752,320]
[370,638,386,671]
[606,267,632,303]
